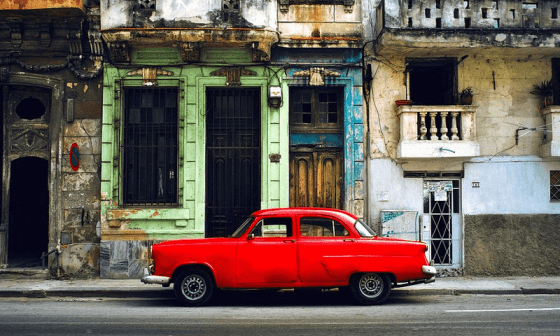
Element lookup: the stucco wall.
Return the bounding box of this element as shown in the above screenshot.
[463,159,560,215]
[464,214,560,276]
[367,55,551,161]
[366,41,560,276]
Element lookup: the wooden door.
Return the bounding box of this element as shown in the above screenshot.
[289,150,342,209]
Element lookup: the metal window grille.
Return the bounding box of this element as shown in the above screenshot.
[122,87,178,206]
[423,180,460,265]
[551,170,560,201]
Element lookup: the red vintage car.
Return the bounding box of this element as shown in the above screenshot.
[141,208,436,306]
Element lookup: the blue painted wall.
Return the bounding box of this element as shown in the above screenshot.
[273,48,365,215]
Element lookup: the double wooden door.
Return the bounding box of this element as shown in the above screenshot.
[289,149,342,209]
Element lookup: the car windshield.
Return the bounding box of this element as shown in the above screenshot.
[355,219,377,237]
[231,216,255,238]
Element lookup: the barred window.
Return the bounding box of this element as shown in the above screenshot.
[123,87,178,206]
[551,171,560,201]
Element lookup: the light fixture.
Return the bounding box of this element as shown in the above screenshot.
[268,86,283,108]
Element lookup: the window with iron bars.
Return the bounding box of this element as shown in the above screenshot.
[551,170,560,201]
[122,87,178,206]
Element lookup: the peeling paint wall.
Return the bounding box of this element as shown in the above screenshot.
[0,2,102,278]
[100,0,277,30]
[278,0,363,40]
[100,60,290,278]
[366,0,560,275]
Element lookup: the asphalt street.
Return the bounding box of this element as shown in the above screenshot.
[1,292,559,335]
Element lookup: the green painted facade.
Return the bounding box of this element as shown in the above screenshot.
[101,49,289,241]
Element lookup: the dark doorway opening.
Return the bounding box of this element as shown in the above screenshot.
[408,59,456,105]
[8,157,49,267]
[205,88,261,238]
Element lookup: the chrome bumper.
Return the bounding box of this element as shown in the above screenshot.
[422,265,437,276]
[140,267,171,285]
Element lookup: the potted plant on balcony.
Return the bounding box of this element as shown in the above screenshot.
[459,87,474,105]
[530,79,554,108]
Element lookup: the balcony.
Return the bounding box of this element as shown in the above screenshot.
[396,105,479,159]
[542,106,560,157]
[373,0,560,58]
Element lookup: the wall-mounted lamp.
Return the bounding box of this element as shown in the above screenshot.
[268,86,283,108]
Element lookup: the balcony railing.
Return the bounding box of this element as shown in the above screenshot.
[542,106,560,157]
[396,105,479,159]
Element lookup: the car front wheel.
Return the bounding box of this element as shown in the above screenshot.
[174,269,214,306]
[350,272,391,305]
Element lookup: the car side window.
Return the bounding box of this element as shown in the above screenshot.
[300,217,350,237]
[249,217,293,238]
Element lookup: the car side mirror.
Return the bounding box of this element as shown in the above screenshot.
[248,233,255,240]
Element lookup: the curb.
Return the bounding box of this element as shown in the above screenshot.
[0,287,559,299]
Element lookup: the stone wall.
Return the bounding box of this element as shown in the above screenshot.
[464,214,560,276]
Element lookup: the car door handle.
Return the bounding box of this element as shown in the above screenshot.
[343,238,355,242]
[283,239,295,243]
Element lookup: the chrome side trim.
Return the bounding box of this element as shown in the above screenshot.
[140,267,170,285]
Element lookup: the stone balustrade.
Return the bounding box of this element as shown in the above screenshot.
[396,105,479,159]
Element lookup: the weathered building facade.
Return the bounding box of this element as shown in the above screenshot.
[0,0,103,277]
[99,0,367,277]
[366,0,560,276]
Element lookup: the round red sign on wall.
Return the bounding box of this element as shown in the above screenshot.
[70,143,80,171]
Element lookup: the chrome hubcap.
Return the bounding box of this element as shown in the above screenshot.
[359,273,383,298]
[181,275,206,301]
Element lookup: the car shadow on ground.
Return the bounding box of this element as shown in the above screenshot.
[134,288,426,308]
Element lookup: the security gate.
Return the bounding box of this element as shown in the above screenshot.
[421,180,461,267]
[205,88,261,237]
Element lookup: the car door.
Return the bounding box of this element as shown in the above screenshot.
[236,217,298,285]
[297,216,359,284]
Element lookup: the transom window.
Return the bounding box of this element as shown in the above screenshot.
[551,170,560,201]
[300,217,349,237]
[290,88,343,132]
[122,87,178,206]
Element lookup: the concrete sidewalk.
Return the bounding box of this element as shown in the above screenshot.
[0,276,559,299]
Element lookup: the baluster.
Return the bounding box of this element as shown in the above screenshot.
[450,112,459,140]
[440,111,449,140]
[419,112,428,140]
[429,112,438,141]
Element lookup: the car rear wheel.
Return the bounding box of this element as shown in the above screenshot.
[350,272,391,305]
[174,269,214,306]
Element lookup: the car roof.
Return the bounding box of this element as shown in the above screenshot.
[252,207,358,220]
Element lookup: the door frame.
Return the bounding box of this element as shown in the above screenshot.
[204,87,262,237]
[1,73,63,267]
[197,75,282,236]
[421,178,463,269]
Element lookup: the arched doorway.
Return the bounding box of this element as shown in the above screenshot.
[8,157,49,267]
